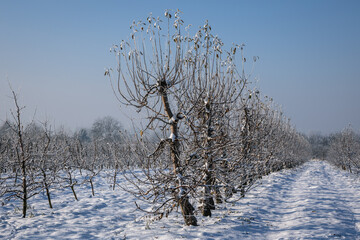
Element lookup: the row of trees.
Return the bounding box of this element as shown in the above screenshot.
[307,132,330,160]
[0,94,133,218]
[1,10,311,225]
[106,10,310,225]
[306,127,360,174]
[327,126,360,174]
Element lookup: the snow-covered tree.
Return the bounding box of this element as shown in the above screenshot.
[106,9,310,225]
[328,126,360,173]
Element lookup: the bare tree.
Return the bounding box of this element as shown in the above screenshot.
[32,121,57,209]
[106,9,311,225]
[0,91,42,217]
[177,22,249,216]
[91,116,122,143]
[328,126,360,173]
[107,9,203,225]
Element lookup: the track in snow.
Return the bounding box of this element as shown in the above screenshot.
[235,160,360,239]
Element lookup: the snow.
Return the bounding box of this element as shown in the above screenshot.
[169,116,177,124]
[1,160,360,239]
[169,132,176,142]
[236,160,360,239]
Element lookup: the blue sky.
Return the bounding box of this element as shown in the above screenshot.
[0,0,359,134]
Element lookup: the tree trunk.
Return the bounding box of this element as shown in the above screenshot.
[21,158,27,218]
[170,138,197,226]
[113,168,117,191]
[90,178,95,196]
[68,173,78,201]
[71,185,78,201]
[215,184,223,204]
[45,184,53,209]
[202,182,215,216]
[160,80,197,226]
[202,99,215,217]
[22,176,27,218]
[179,194,197,226]
[42,170,53,208]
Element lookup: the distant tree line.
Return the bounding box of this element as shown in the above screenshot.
[307,128,360,174]
[0,92,139,218]
[327,127,360,173]
[307,133,331,160]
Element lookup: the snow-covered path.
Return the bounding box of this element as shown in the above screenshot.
[239,160,360,239]
[269,161,360,239]
[1,160,360,239]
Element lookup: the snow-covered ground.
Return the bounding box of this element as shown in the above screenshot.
[1,160,360,239]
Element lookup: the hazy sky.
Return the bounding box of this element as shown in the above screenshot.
[1,0,359,134]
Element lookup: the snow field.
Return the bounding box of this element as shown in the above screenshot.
[1,160,360,239]
[238,160,360,239]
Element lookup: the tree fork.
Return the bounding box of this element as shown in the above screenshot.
[160,79,197,226]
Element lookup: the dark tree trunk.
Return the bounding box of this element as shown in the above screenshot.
[170,139,197,226]
[179,194,198,226]
[22,176,27,218]
[160,80,197,226]
[68,173,78,201]
[42,170,53,208]
[71,185,78,201]
[45,184,53,209]
[21,154,27,218]
[90,178,95,196]
[202,99,215,217]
